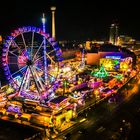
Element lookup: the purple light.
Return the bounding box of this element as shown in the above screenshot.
[3,43,8,48]
[57,57,63,61]
[11,33,16,37]
[14,30,20,35]
[54,47,59,51]
[2,48,7,52]
[31,27,36,32]
[3,64,8,68]
[23,27,28,32]
[18,28,23,32]
[36,28,41,33]
[20,91,39,100]
[4,67,8,71]
[52,42,57,46]
[45,33,50,38]
[5,39,10,43]
[4,72,9,75]
[27,26,32,31]
[2,53,6,57]
[2,57,6,61]
[2,63,7,66]
[7,105,21,114]
[6,76,10,80]
[9,79,13,83]
[56,51,62,57]
[7,36,14,40]
[48,37,53,42]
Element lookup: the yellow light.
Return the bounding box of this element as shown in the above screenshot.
[94,90,99,95]
[6,87,14,94]
[79,118,86,122]
[0,35,2,42]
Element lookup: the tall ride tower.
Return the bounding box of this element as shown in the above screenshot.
[50,6,56,40]
[109,23,118,45]
[42,13,47,83]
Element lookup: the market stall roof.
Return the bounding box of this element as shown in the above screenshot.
[50,96,67,104]
[73,86,93,92]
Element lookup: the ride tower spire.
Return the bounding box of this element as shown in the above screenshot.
[42,13,48,84]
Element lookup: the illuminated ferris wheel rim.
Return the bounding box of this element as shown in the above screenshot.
[2,26,63,87]
[3,26,57,49]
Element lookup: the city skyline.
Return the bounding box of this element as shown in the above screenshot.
[0,0,139,40]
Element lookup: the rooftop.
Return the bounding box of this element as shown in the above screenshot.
[50,96,67,104]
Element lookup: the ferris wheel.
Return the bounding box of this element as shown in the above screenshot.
[2,26,63,100]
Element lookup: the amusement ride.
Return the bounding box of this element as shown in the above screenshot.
[2,26,63,101]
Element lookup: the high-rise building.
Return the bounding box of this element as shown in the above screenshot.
[109,23,118,45]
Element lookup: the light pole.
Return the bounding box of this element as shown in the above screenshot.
[42,13,47,83]
[81,48,85,68]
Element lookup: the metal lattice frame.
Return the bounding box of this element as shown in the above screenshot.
[2,26,63,99]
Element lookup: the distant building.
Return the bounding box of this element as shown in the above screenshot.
[86,44,136,68]
[85,41,91,50]
[109,23,118,45]
[117,35,135,47]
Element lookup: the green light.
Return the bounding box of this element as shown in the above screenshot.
[113,74,123,80]
[114,59,119,65]
[91,65,108,78]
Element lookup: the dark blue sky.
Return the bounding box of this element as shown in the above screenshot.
[0,0,139,40]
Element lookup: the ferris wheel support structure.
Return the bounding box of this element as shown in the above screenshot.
[2,26,63,100]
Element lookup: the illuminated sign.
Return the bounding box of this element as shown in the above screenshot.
[100,58,120,71]
[105,56,121,59]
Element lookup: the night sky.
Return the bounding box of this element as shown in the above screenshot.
[0,0,139,41]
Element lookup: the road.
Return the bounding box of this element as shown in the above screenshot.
[74,91,140,140]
